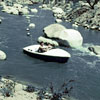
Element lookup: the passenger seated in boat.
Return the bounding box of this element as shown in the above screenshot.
[38,42,48,53]
[47,43,53,50]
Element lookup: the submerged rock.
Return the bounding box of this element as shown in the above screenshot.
[0,50,6,60]
[44,24,83,48]
[27,32,31,36]
[26,28,29,31]
[0,19,2,23]
[88,46,100,55]
[29,23,35,29]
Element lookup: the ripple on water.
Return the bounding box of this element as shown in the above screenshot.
[71,43,100,68]
[0,35,9,48]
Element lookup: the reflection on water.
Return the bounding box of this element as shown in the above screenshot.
[0,5,100,100]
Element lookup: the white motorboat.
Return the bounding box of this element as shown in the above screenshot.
[23,45,71,63]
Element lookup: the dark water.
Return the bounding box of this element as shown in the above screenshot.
[0,5,100,100]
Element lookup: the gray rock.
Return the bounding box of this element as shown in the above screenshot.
[38,36,59,46]
[31,8,38,13]
[29,23,35,29]
[0,50,6,60]
[42,4,48,8]
[55,19,62,23]
[43,24,83,48]
[44,24,66,38]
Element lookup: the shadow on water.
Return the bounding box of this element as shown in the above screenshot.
[0,4,100,100]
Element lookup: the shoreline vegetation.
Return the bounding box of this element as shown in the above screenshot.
[0,76,75,100]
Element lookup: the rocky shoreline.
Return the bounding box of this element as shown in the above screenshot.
[0,77,38,100]
[0,76,75,100]
[40,1,100,31]
[1,0,100,31]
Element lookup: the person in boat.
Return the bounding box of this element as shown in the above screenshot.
[38,42,48,53]
[47,43,53,50]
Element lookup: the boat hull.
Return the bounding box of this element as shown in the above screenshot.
[23,50,69,63]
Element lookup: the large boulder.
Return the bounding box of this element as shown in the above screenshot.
[88,45,100,55]
[44,24,66,38]
[44,24,83,48]
[0,50,6,60]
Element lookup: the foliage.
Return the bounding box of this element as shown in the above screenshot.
[24,85,35,93]
[85,0,100,9]
[37,80,75,100]
[0,79,16,97]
